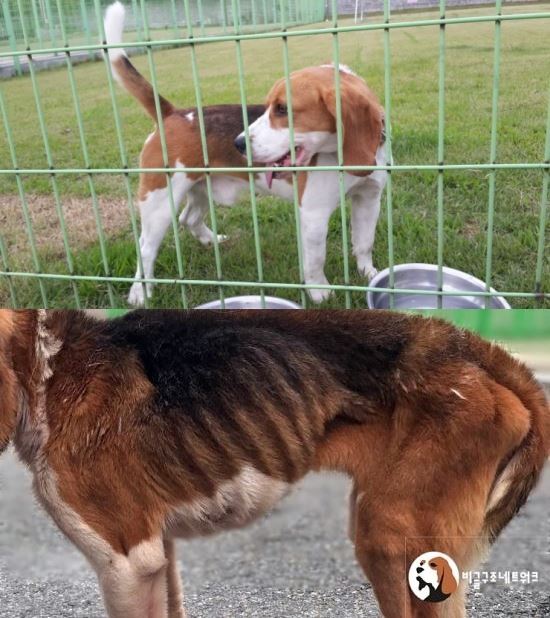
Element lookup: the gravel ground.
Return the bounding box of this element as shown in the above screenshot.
[0,449,549,618]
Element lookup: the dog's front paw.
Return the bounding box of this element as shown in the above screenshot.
[308,286,332,304]
[358,261,378,281]
[128,282,149,306]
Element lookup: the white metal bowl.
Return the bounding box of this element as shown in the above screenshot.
[367,263,511,309]
[195,295,302,309]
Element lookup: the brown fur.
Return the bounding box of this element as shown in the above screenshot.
[265,67,384,176]
[1,309,549,618]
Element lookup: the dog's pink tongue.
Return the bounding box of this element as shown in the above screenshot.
[266,170,274,189]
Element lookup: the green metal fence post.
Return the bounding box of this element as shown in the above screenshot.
[331,0,351,308]
[279,0,307,307]
[2,1,21,76]
[436,0,446,308]
[535,82,550,298]
[383,0,395,309]
[232,0,266,305]
[484,0,502,308]
[183,0,225,305]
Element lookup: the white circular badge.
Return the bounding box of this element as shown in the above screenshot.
[408,552,460,602]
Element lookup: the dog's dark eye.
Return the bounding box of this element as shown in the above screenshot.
[274,103,288,116]
[429,562,436,568]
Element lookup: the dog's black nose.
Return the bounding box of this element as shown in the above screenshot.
[234,133,246,154]
[416,567,423,574]
[234,134,246,154]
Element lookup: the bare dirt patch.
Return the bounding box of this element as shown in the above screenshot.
[0,194,134,264]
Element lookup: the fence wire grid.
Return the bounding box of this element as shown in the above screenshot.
[0,0,549,309]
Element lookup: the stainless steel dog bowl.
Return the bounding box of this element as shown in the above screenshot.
[367,264,511,309]
[195,295,302,309]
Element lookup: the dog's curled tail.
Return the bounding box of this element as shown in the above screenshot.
[104,2,174,120]
[480,339,550,541]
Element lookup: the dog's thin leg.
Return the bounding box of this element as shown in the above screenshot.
[98,537,169,618]
[354,535,413,618]
[179,184,227,246]
[128,176,193,306]
[164,538,186,618]
[350,181,382,281]
[300,188,340,304]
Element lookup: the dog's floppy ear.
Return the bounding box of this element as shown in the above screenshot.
[436,558,458,596]
[321,76,383,176]
[0,311,18,455]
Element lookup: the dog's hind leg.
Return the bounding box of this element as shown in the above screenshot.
[97,536,169,618]
[351,506,415,618]
[128,173,193,306]
[351,491,476,618]
[163,538,186,618]
[179,183,228,246]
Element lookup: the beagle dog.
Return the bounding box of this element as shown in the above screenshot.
[104,2,387,306]
[416,557,458,603]
[1,309,549,618]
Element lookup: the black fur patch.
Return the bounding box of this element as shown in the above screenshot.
[175,105,265,138]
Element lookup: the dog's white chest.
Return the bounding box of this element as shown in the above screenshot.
[167,465,290,538]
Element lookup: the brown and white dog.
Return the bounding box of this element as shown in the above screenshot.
[104,2,386,306]
[1,309,549,617]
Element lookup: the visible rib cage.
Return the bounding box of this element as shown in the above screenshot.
[1,308,548,618]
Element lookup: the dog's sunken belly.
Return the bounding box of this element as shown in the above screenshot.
[166,464,290,538]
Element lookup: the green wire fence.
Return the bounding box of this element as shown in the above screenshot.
[0,0,549,309]
[2,0,320,70]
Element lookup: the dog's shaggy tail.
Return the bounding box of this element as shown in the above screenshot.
[478,339,550,541]
[104,2,174,121]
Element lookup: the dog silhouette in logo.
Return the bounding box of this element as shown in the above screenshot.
[415,556,458,602]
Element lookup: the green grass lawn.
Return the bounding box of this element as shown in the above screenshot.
[1,4,549,308]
